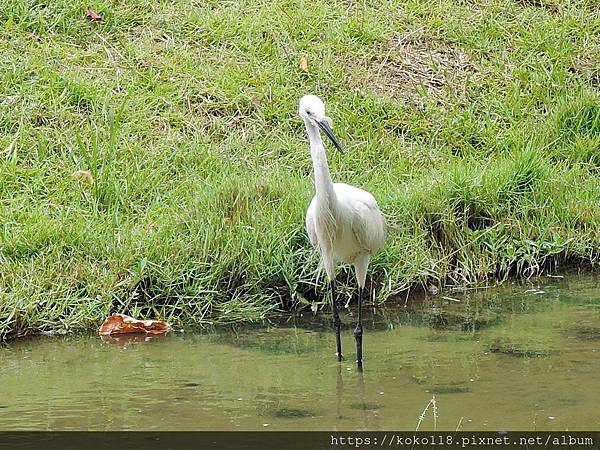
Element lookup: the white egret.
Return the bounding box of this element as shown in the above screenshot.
[299,95,386,369]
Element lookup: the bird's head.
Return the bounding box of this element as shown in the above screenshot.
[298,95,345,154]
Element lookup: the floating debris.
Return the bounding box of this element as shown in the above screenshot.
[489,338,551,358]
[99,313,170,336]
[566,324,600,341]
[350,402,381,411]
[429,383,471,394]
[272,408,316,419]
[427,308,499,331]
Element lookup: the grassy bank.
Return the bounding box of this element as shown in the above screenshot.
[1,0,599,339]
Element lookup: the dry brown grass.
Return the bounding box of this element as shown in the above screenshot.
[348,35,478,106]
[515,0,561,15]
[568,54,600,87]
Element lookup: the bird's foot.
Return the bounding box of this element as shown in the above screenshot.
[336,352,344,361]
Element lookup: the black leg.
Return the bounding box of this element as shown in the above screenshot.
[354,287,364,371]
[331,279,343,361]
[335,364,343,419]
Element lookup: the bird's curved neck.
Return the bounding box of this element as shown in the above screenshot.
[306,121,337,208]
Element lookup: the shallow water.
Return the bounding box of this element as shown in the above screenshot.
[1,274,599,431]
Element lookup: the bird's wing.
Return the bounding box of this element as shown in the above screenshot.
[305,197,319,249]
[344,186,387,253]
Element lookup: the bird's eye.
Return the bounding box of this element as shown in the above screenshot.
[306,110,312,116]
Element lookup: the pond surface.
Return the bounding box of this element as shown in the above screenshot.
[1,274,599,431]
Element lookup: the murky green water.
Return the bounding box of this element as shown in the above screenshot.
[1,275,599,431]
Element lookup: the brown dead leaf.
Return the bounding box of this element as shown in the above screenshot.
[300,54,309,72]
[71,169,94,185]
[99,313,171,336]
[86,5,102,22]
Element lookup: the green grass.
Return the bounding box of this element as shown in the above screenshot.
[1,0,599,339]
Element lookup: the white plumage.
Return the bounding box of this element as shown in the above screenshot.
[305,183,386,282]
[299,95,386,367]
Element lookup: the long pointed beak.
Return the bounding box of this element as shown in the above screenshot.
[316,119,345,154]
